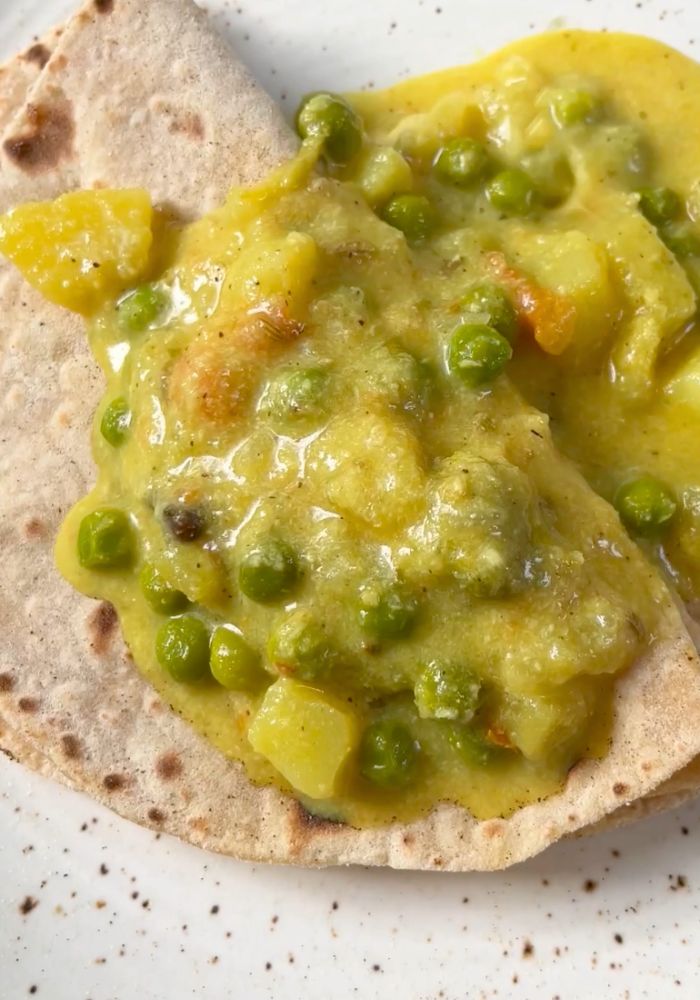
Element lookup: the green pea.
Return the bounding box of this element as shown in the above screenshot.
[359,720,418,788]
[433,137,489,187]
[77,508,134,569]
[380,194,435,241]
[139,564,189,615]
[267,610,335,682]
[155,615,210,683]
[358,585,418,641]
[638,187,682,227]
[614,476,677,536]
[295,92,363,164]
[100,397,131,447]
[117,284,167,332]
[661,221,700,259]
[548,87,600,128]
[447,323,512,388]
[210,626,263,691]
[461,282,518,342]
[486,169,537,216]
[260,367,329,422]
[414,661,481,722]
[444,723,499,767]
[239,538,298,603]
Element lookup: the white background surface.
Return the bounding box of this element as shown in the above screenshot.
[1,1,700,998]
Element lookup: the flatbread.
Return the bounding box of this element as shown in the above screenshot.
[0,25,78,780]
[1,0,700,870]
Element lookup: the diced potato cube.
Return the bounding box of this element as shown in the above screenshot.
[157,546,228,608]
[665,349,700,412]
[0,188,153,314]
[354,146,413,207]
[586,194,696,394]
[506,229,616,360]
[388,93,484,162]
[481,57,551,155]
[218,229,317,321]
[309,410,426,529]
[248,678,358,799]
[498,682,596,763]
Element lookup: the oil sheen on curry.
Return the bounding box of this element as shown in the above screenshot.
[2,31,700,825]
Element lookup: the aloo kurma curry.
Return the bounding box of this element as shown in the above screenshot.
[2,30,700,825]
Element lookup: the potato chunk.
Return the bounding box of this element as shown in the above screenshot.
[588,195,696,394]
[388,93,484,163]
[0,188,153,314]
[402,453,534,596]
[497,678,598,763]
[665,349,700,412]
[248,678,358,799]
[308,410,426,530]
[504,229,616,360]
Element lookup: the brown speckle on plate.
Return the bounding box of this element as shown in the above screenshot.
[19,896,38,916]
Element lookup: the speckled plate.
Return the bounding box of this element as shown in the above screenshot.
[1,1,700,998]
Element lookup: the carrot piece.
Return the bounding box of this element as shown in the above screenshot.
[486,251,576,356]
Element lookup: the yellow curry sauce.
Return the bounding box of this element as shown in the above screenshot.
[351,32,700,598]
[2,31,700,824]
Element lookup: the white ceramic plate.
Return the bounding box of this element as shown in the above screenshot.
[1,2,700,998]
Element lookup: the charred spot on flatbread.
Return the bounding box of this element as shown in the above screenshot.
[87,601,118,655]
[155,751,183,780]
[168,111,205,141]
[613,782,629,796]
[22,517,45,540]
[0,673,16,693]
[60,734,82,759]
[49,54,68,74]
[482,819,505,840]
[18,696,40,713]
[147,807,166,824]
[23,44,51,69]
[103,772,126,791]
[150,99,206,141]
[188,815,210,834]
[3,93,75,173]
[289,801,346,850]
[94,0,115,13]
